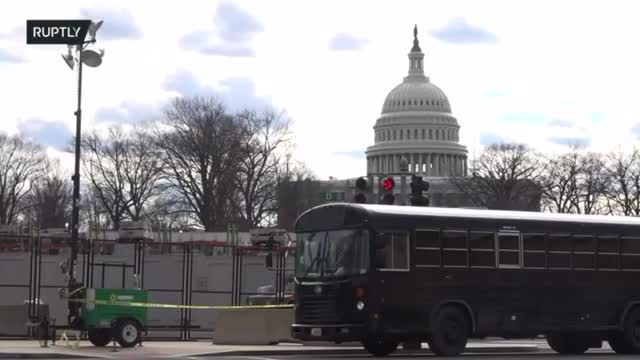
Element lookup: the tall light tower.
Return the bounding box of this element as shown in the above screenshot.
[60,20,104,327]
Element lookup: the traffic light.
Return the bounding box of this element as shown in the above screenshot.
[380,176,395,205]
[410,175,430,206]
[354,177,368,203]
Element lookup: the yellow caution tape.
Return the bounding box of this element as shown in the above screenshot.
[68,298,293,310]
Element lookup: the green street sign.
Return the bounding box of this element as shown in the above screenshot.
[320,191,345,202]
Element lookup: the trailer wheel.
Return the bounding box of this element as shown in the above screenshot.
[546,333,589,354]
[362,336,398,357]
[427,306,470,356]
[114,319,141,348]
[88,328,111,347]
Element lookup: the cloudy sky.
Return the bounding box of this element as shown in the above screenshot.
[1,0,638,180]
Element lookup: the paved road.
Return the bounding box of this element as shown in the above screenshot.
[192,351,638,360]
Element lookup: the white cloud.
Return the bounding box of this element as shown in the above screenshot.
[1,0,639,180]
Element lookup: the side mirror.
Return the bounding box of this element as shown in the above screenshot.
[265,253,273,269]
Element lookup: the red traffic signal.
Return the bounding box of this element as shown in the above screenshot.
[381,177,395,191]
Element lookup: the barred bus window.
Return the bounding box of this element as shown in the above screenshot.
[597,236,619,270]
[469,232,494,268]
[549,234,571,269]
[523,233,545,268]
[621,237,640,254]
[549,234,571,252]
[415,230,440,267]
[442,230,467,267]
[573,236,595,270]
[621,237,640,271]
[598,236,619,253]
[416,229,440,248]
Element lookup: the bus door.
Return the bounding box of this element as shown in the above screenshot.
[374,231,412,329]
[495,230,531,331]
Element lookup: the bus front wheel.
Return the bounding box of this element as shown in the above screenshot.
[362,336,398,357]
[546,333,589,354]
[427,306,470,356]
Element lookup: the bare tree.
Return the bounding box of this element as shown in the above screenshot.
[24,158,71,228]
[453,143,543,211]
[605,149,640,216]
[233,109,292,229]
[540,150,581,213]
[81,127,128,229]
[0,134,47,224]
[156,96,247,231]
[121,124,163,221]
[80,186,112,229]
[574,152,609,214]
[143,190,197,231]
[81,124,163,229]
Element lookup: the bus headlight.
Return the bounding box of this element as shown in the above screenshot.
[356,301,365,311]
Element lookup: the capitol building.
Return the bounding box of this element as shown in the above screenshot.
[366,26,468,178]
[277,26,476,230]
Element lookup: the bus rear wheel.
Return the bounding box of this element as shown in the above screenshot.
[362,336,398,357]
[609,334,636,354]
[427,306,470,356]
[546,333,589,354]
[618,306,640,354]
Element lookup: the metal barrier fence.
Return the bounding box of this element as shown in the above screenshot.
[0,230,295,340]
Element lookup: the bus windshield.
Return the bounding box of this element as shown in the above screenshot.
[295,228,370,279]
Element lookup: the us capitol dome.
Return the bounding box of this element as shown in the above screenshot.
[366,26,468,177]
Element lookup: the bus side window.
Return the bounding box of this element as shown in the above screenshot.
[376,232,409,271]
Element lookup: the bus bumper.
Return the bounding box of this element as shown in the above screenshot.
[291,323,366,342]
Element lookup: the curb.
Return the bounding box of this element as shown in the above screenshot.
[0,354,98,359]
[192,345,540,357]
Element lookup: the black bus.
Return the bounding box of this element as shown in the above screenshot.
[290,203,640,356]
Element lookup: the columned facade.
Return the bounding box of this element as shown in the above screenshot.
[365,26,468,178]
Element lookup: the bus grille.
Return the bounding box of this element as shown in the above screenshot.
[299,287,339,324]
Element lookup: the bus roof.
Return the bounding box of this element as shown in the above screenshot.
[356,204,640,227]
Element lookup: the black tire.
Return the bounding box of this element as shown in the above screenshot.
[546,333,589,354]
[621,307,640,354]
[609,333,636,354]
[114,319,141,348]
[362,336,398,357]
[88,328,111,347]
[427,306,470,356]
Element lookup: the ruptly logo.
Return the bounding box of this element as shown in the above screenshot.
[26,20,92,45]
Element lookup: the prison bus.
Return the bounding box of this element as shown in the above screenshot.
[290,203,640,356]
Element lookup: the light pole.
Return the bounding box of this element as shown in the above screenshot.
[61,20,104,327]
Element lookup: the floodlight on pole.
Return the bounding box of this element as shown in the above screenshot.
[81,46,104,67]
[61,45,75,70]
[60,18,104,329]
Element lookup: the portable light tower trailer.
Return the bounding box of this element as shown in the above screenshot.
[79,288,148,347]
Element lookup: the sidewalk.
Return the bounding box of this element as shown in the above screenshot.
[0,340,541,359]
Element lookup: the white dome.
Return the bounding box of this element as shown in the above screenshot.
[365,25,468,178]
[382,80,451,114]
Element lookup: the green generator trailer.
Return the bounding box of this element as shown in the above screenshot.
[80,288,148,347]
